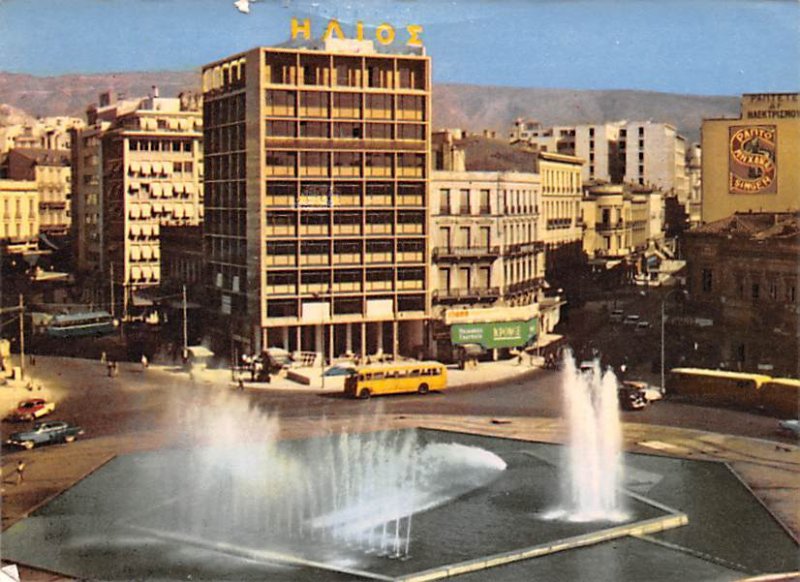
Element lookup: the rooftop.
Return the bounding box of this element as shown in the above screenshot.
[690,212,800,241]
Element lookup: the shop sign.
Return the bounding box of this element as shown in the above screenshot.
[451,318,538,349]
[291,18,423,47]
[728,125,777,194]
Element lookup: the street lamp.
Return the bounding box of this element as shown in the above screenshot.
[661,287,687,394]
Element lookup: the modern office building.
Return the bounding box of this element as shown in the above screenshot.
[510,120,623,184]
[202,39,431,358]
[4,148,72,237]
[701,93,800,223]
[620,121,687,199]
[71,90,203,314]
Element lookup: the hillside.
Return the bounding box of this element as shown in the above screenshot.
[0,71,740,142]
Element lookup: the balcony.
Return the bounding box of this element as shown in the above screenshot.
[505,279,543,295]
[596,221,625,233]
[433,246,500,261]
[503,242,545,257]
[433,287,501,303]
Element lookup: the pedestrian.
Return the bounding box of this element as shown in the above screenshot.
[237,377,245,391]
[107,361,114,378]
[15,460,26,485]
[101,351,107,364]
[141,354,149,370]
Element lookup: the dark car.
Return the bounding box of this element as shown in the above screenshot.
[6,420,84,450]
[618,382,648,410]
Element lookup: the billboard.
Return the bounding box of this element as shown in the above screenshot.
[728,125,777,194]
[451,318,538,349]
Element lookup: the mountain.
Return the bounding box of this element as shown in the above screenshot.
[0,71,200,121]
[0,71,741,142]
[432,84,740,144]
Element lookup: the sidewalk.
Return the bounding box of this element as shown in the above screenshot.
[155,357,545,394]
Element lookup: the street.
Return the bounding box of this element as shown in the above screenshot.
[1,355,788,446]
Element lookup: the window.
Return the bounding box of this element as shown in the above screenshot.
[479,189,490,214]
[439,189,451,214]
[459,189,470,214]
[751,282,760,300]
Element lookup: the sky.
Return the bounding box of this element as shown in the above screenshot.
[0,0,798,95]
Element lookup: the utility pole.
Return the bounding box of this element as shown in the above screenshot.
[182,284,188,355]
[109,262,115,318]
[19,294,24,380]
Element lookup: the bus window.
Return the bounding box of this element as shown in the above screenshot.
[412,369,421,377]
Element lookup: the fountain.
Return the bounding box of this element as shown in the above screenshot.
[545,351,628,522]
[3,377,797,580]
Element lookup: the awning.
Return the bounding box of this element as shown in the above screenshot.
[184,182,196,195]
[130,246,142,261]
[129,205,141,219]
[151,183,163,198]
[141,162,152,175]
[185,204,195,217]
[131,266,142,280]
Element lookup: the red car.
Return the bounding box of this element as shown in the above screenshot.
[6,398,56,422]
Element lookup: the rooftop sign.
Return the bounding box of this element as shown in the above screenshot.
[291,18,423,48]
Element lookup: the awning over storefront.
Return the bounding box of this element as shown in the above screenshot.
[451,318,538,350]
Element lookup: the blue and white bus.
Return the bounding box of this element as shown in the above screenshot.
[46,311,116,338]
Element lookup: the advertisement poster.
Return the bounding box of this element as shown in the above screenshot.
[1,1,798,581]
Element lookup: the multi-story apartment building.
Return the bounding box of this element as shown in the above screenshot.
[701,93,799,223]
[620,121,687,199]
[683,212,799,377]
[0,179,39,251]
[428,130,566,361]
[539,152,584,278]
[202,40,430,358]
[4,148,71,237]
[511,119,687,199]
[685,143,702,227]
[71,90,203,314]
[0,117,84,154]
[582,183,663,260]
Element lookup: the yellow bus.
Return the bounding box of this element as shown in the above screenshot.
[344,362,447,399]
[759,379,800,419]
[667,368,772,409]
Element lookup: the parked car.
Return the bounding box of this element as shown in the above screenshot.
[623,315,641,326]
[623,380,663,403]
[323,363,357,377]
[618,382,648,410]
[6,420,84,450]
[5,398,55,422]
[636,320,652,330]
[777,419,800,439]
[610,309,625,323]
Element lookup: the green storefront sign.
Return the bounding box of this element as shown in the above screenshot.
[450,318,538,349]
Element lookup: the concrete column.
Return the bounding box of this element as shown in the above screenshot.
[328,324,334,362]
[361,322,367,358]
[393,320,399,360]
[493,348,499,361]
[377,322,384,354]
[281,327,290,351]
[315,324,323,355]
[295,326,302,352]
[346,323,353,353]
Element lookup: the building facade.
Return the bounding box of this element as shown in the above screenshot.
[620,121,687,199]
[701,93,800,223]
[430,168,546,359]
[5,148,72,237]
[0,179,39,251]
[0,117,84,154]
[202,40,431,358]
[683,212,799,377]
[71,91,204,314]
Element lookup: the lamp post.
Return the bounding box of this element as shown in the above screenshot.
[661,288,686,394]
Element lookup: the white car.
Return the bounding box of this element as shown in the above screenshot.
[777,419,800,439]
